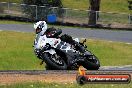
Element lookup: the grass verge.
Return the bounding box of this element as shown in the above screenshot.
[0,0,130,13]
[0,31,44,70]
[0,0,20,3]
[0,20,32,24]
[62,0,129,13]
[0,82,131,88]
[0,31,132,70]
[86,39,132,66]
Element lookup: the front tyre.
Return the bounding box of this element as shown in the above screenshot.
[82,55,100,70]
[42,53,67,70]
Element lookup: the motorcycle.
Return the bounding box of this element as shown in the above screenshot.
[33,32,100,70]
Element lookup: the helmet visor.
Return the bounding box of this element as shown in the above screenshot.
[36,27,42,34]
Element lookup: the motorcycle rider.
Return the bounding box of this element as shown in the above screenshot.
[34,21,85,59]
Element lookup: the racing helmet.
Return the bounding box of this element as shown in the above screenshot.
[34,21,47,34]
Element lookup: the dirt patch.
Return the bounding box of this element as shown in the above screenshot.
[0,71,131,85]
[0,73,76,85]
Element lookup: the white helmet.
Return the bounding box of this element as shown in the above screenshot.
[34,21,47,34]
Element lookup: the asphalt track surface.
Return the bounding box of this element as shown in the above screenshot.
[0,24,132,70]
[0,24,132,43]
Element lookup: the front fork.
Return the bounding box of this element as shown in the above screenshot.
[39,49,57,65]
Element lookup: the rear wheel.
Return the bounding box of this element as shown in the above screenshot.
[42,53,67,70]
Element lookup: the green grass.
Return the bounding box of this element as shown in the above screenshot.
[0,0,20,3]
[0,20,32,24]
[0,0,130,13]
[62,0,130,13]
[0,31,132,70]
[86,39,132,66]
[101,0,129,13]
[0,31,44,70]
[0,82,132,88]
[62,0,89,10]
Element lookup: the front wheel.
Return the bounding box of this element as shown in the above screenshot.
[42,53,67,70]
[82,55,100,70]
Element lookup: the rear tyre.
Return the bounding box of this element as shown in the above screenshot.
[42,53,67,70]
